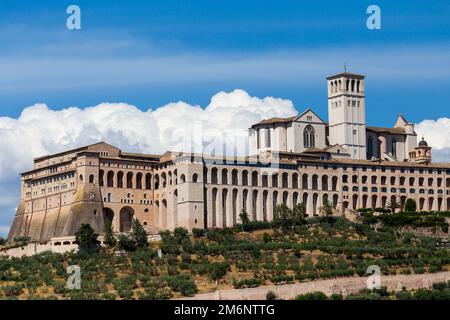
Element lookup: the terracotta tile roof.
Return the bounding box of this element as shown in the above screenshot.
[326,72,365,80]
[251,116,296,128]
[302,147,329,153]
[367,126,406,135]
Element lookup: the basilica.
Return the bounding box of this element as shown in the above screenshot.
[8,71,450,242]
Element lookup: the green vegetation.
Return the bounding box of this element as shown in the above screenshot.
[103,220,116,248]
[404,198,417,212]
[292,282,450,300]
[362,210,450,232]
[1,206,449,300]
[74,224,100,252]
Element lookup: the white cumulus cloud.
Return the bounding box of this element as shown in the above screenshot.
[415,117,450,162]
[0,89,296,182]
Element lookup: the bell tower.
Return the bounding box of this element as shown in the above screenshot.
[327,70,367,160]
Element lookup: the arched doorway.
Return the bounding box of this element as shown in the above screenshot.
[103,208,114,224]
[119,206,134,233]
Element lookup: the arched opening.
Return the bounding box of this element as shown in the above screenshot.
[154,174,159,189]
[292,192,298,207]
[272,173,278,188]
[211,168,218,184]
[321,175,328,191]
[242,189,249,212]
[242,170,248,186]
[161,199,167,229]
[322,194,329,207]
[302,193,308,216]
[119,206,134,233]
[136,172,143,189]
[161,172,167,188]
[145,173,151,189]
[419,198,425,211]
[252,171,258,186]
[103,207,114,224]
[312,193,318,216]
[302,174,308,189]
[362,194,368,209]
[282,172,288,188]
[332,176,338,191]
[273,191,278,212]
[232,189,238,225]
[222,169,228,185]
[252,190,258,220]
[107,171,114,188]
[262,173,268,187]
[282,191,288,205]
[429,197,434,211]
[212,188,218,227]
[117,171,124,188]
[381,196,387,209]
[332,194,338,209]
[292,173,298,189]
[192,173,198,183]
[222,189,228,226]
[263,190,268,221]
[372,195,378,209]
[89,174,95,184]
[312,175,318,190]
[79,174,84,182]
[126,172,133,189]
[352,194,358,211]
[99,170,104,187]
[180,174,186,183]
[232,169,238,185]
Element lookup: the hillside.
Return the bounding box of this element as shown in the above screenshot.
[0,213,449,300]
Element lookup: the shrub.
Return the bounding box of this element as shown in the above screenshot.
[2,284,24,296]
[266,290,277,300]
[432,282,447,291]
[131,219,148,248]
[0,237,6,246]
[117,234,137,252]
[192,228,206,237]
[174,227,189,243]
[404,199,417,212]
[232,278,262,289]
[263,232,272,243]
[295,291,328,300]
[207,262,229,280]
[103,220,116,247]
[163,275,197,297]
[74,224,100,252]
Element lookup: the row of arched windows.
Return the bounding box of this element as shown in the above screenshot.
[330,79,362,94]
[206,169,339,191]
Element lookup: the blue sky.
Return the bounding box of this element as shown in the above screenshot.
[0,0,449,124]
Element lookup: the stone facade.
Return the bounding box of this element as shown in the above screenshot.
[7,71,450,242]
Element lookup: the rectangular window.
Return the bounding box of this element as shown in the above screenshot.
[265,129,271,147]
[256,130,260,149]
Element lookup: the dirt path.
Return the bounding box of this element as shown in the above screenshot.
[179,271,450,300]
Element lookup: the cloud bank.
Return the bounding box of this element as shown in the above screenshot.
[0,89,296,236]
